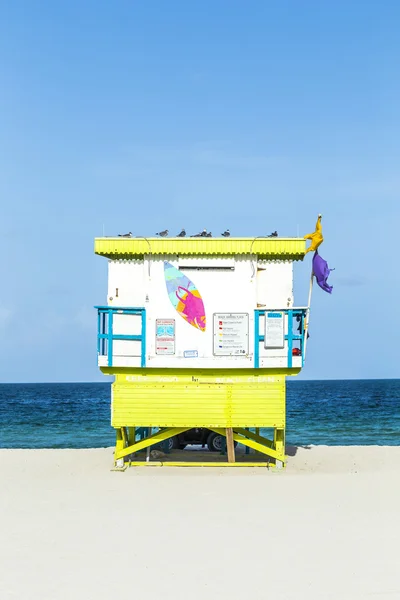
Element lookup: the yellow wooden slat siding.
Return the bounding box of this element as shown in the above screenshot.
[111,378,285,428]
[104,367,292,381]
[94,237,306,260]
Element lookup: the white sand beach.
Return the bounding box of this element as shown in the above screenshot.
[1,446,399,600]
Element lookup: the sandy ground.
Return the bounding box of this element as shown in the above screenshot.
[1,446,400,600]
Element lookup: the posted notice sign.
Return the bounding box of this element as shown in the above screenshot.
[155,319,175,355]
[264,311,285,349]
[213,313,249,356]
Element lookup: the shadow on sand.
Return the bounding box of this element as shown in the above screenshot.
[285,444,313,457]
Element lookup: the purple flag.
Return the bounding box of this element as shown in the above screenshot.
[312,251,334,293]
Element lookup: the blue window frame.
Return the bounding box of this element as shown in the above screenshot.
[95,306,146,368]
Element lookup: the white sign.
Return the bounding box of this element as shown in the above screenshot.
[213,313,249,356]
[155,319,175,355]
[265,311,285,349]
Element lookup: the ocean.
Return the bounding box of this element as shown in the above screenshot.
[0,379,399,449]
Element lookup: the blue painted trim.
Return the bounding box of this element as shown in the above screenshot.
[108,310,113,367]
[141,309,146,368]
[253,307,307,369]
[99,334,141,341]
[97,311,101,355]
[95,305,143,313]
[287,309,293,369]
[254,310,260,369]
[101,312,106,355]
[96,305,147,369]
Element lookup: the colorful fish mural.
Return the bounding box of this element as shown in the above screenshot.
[164,262,206,331]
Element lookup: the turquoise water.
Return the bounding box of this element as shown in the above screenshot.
[0,379,399,448]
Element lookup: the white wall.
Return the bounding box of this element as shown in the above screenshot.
[105,255,297,369]
[256,261,293,308]
[107,259,146,307]
[145,256,255,368]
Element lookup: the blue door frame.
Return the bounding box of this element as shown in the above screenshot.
[254,308,307,369]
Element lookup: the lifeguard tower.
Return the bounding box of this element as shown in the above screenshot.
[95,236,308,467]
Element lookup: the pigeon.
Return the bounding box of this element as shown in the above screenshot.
[221,229,230,237]
[206,232,212,237]
[118,232,132,237]
[156,229,169,237]
[268,231,278,237]
[191,229,206,238]
[177,228,186,237]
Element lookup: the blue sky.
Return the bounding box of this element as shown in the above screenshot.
[0,1,399,382]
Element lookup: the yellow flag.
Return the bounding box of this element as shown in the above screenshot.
[304,214,324,255]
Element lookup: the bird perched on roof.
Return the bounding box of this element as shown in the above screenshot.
[177,228,186,237]
[191,229,207,237]
[156,229,169,237]
[268,231,278,237]
[206,232,212,237]
[118,232,132,237]
[221,229,230,237]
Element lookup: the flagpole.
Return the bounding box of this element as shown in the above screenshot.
[303,268,314,360]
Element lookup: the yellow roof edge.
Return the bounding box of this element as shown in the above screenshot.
[94,237,306,260]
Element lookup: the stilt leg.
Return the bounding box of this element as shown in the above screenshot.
[121,427,128,446]
[146,427,151,462]
[245,428,250,454]
[127,427,136,446]
[274,428,285,469]
[115,428,125,467]
[226,428,235,463]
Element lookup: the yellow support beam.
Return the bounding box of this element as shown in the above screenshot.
[114,427,190,461]
[233,427,274,448]
[209,428,285,463]
[115,428,124,453]
[127,462,273,468]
